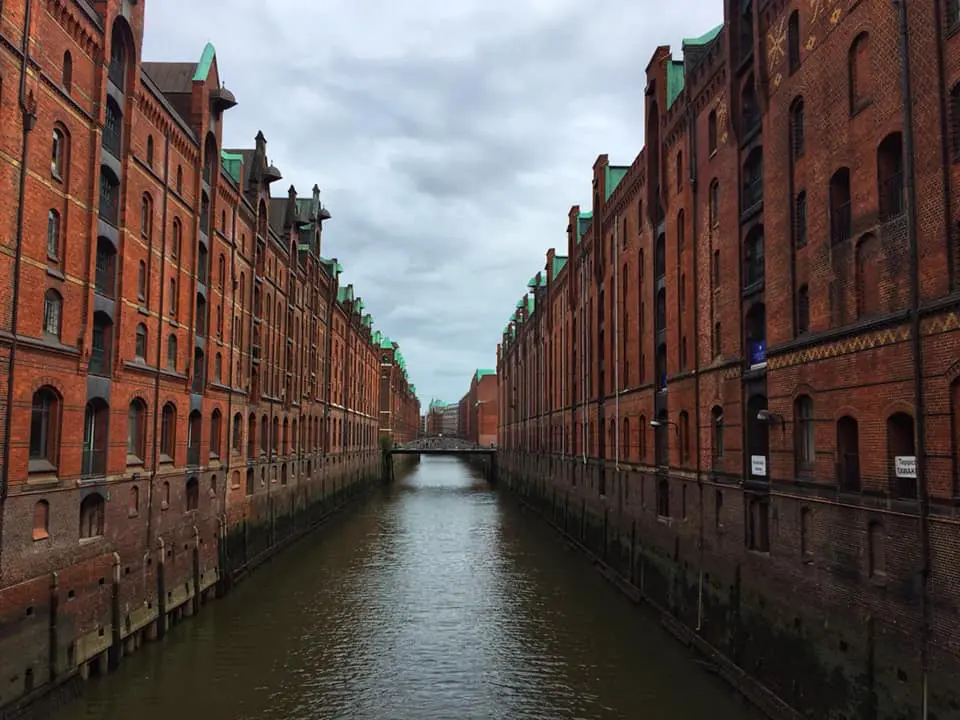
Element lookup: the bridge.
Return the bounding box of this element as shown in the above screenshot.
[384,436,498,482]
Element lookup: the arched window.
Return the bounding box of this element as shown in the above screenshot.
[103,98,122,158]
[796,284,810,334]
[675,150,683,192]
[210,409,222,458]
[127,398,147,460]
[62,50,73,91]
[794,395,815,471]
[260,415,268,454]
[793,191,807,248]
[214,351,222,381]
[167,333,177,370]
[787,10,800,73]
[232,413,242,452]
[98,167,120,224]
[679,411,690,464]
[79,493,105,539]
[43,289,62,340]
[707,110,717,154]
[171,218,181,259]
[742,147,763,209]
[877,132,904,220]
[829,168,852,244]
[887,412,916,499]
[141,194,153,238]
[176,166,183,194]
[33,500,50,540]
[711,406,724,463]
[744,225,765,286]
[29,387,60,471]
[146,135,154,167]
[130,485,140,514]
[186,477,199,511]
[135,322,147,360]
[169,278,177,316]
[849,32,871,112]
[837,415,861,492]
[137,260,147,301]
[218,254,225,288]
[187,410,202,465]
[709,179,719,227]
[47,209,60,260]
[52,128,66,178]
[81,398,109,476]
[160,403,176,459]
[789,97,804,158]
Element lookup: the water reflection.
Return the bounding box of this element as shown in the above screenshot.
[56,456,757,720]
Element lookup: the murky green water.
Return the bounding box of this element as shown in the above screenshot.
[54,456,758,720]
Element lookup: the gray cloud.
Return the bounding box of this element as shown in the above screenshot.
[143,0,722,406]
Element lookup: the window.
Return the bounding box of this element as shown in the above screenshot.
[837,415,861,492]
[742,147,763,209]
[172,219,181,259]
[741,77,759,136]
[210,409,222,458]
[794,395,815,471]
[167,333,177,369]
[52,128,65,178]
[135,323,147,360]
[787,10,800,73]
[849,33,871,112]
[137,260,146,301]
[43,289,62,340]
[232,413,242,452]
[887,411,916,499]
[796,284,810,334]
[89,312,112,375]
[677,210,685,250]
[679,411,690,464]
[81,399,109,476]
[62,51,73,91]
[793,191,807,248]
[130,486,140,515]
[176,165,183,194]
[160,403,176,459]
[709,180,719,227]
[877,133,904,221]
[744,225,765,286]
[829,168,852,244]
[712,249,720,287]
[214,351,222,382]
[218,254,225,288]
[789,97,804,158]
[656,478,670,518]
[127,398,147,460]
[141,195,152,238]
[99,167,120,225]
[949,0,960,28]
[47,209,60,260]
[33,500,50,540]
[747,495,769,552]
[103,99,122,158]
[676,151,683,192]
[169,278,177,315]
[186,477,199,511]
[708,110,717,154]
[29,387,60,470]
[712,406,724,462]
[146,135,154,167]
[79,494,105,539]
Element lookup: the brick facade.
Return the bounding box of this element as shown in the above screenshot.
[456,370,498,447]
[497,1,960,717]
[0,0,419,710]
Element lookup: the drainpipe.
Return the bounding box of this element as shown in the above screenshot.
[688,102,705,632]
[614,213,621,472]
[2,0,37,565]
[894,1,929,716]
[147,130,171,551]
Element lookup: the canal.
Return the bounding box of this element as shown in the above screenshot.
[55,457,759,720]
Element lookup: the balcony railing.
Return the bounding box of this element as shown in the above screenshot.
[830,201,852,243]
[879,172,904,221]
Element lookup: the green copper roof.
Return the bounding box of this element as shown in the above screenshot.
[319,257,343,276]
[373,330,382,345]
[362,313,372,327]
[527,295,535,313]
[577,211,592,244]
[379,335,393,349]
[552,255,568,277]
[193,42,216,81]
[604,166,630,201]
[666,59,685,109]
[515,298,524,309]
[476,368,495,382]
[683,24,722,48]
[527,272,546,289]
[221,150,242,183]
[337,285,354,304]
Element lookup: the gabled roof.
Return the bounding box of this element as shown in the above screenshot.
[141,62,196,94]
[552,255,568,276]
[605,166,630,201]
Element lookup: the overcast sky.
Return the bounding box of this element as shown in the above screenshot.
[143,0,722,409]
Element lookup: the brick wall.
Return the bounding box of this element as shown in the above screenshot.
[496,1,960,717]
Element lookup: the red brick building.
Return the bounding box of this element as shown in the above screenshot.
[457,370,498,446]
[377,336,420,446]
[0,0,418,709]
[498,1,960,717]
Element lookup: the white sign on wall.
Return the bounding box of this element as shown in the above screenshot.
[751,455,767,477]
[895,456,917,479]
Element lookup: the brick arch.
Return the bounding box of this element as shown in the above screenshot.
[791,382,818,400]
[832,405,863,423]
[879,399,915,424]
[944,358,960,384]
[25,377,67,402]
